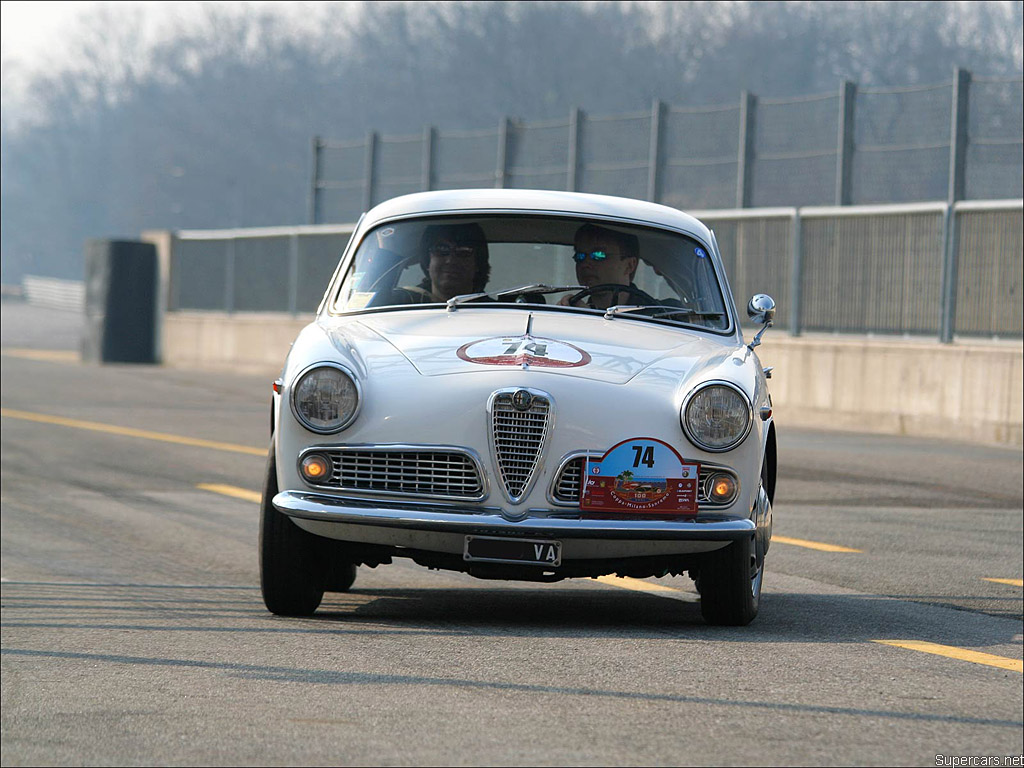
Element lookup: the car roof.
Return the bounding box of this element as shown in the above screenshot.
[361,189,714,242]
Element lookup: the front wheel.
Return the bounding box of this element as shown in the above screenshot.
[697,534,762,626]
[259,442,326,616]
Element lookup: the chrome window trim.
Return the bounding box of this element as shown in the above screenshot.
[325,211,735,336]
[289,361,363,435]
[680,379,754,453]
[297,443,489,502]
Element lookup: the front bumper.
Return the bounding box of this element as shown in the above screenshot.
[274,490,755,542]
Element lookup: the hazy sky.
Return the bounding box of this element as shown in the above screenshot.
[2,1,96,62]
[0,1,286,78]
[0,0,303,112]
[1,1,165,64]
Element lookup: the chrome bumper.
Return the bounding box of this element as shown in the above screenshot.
[273,490,756,541]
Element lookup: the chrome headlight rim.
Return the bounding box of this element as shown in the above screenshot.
[681,380,753,453]
[288,361,362,435]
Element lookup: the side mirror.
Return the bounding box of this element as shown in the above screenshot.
[746,294,776,350]
[747,293,776,325]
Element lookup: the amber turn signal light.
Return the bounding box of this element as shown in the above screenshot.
[300,454,331,482]
[708,473,737,504]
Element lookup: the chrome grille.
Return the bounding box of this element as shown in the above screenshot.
[491,391,550,502]
[552,456,726,506]
[553,457,587,502]
[307,449,484,499]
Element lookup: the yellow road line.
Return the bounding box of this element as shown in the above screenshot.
[0,408,266,457]
[198,483,262,503]
[773,535,862,553]
[594,575,699,603]
[1,348,79,363]
[873,640,1022,673]
[983,577,1024,587]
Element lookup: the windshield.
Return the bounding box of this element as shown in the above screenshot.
[331,214,731,331]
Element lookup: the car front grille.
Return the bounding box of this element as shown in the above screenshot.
[306,449,485,500]
[552,456,729,507]
[491,391,551,502]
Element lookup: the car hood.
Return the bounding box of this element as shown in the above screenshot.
[337,308,735,385]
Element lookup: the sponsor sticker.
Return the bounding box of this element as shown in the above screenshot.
[581,437,699,515]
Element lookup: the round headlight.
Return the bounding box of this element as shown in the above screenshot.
[290,363,360,434]
[682,382,752,452]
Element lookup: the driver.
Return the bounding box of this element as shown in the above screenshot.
[391,222,490,303]
[559,223,653,310]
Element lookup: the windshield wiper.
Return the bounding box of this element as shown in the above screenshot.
[446,291,492,311]
[495,283,584,301]
[603,304,727,322]
[446,284,584,311]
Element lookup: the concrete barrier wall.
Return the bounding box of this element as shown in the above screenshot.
[756,335,1023,447]
[162,311,1023,447]
[162,311,313,375]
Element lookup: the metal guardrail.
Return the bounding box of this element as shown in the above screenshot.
[166,199,1022,342]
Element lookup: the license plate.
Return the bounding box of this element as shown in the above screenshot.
[463,535,562,567]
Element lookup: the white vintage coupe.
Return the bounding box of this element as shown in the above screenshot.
[261,189,777,625]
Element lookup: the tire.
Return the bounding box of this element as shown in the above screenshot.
[698,534,762,626]
[324,560,357,593]
[259,442,326,616]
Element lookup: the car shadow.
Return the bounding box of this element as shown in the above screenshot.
[312,585,1022,649]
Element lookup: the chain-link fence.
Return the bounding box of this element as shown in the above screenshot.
[310,69,1023,224]
[168,200,1022,341]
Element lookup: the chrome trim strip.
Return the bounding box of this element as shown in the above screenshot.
[297,443,489,502]
[274,490,756,541]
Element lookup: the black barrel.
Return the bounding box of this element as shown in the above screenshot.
[81,240,158,363]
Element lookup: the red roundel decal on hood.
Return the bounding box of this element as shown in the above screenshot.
[457,335,591,368]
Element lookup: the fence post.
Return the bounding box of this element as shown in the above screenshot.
[422,125,436,192]
[940,68,971,343]
[224,237,235,314]
[789,210,803,336]
[363,131,378,212]
[496,116,511,188]
[288,234,299,316]
[309,135,321,224]
[568,107,582,192]
[948,68,971,205]
[736,92,757,208]
[835,81,857,205]
[647,99,665,203]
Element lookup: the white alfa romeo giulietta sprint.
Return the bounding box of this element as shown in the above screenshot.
[261,189,777,625]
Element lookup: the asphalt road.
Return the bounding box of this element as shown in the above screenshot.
[2,300,1022,766]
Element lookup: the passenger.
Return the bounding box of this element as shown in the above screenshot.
[559,223,654,310]
[391,223,490,303]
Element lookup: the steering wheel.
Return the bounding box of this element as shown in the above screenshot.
[568,283,656,308]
